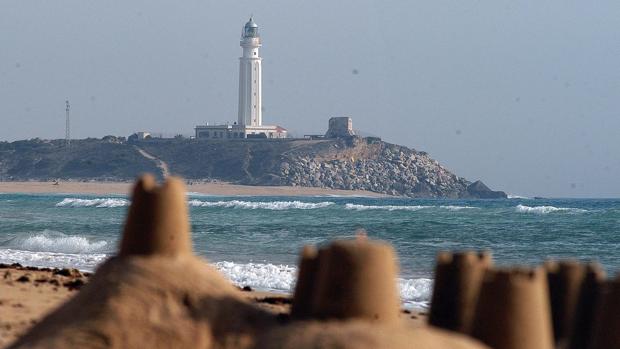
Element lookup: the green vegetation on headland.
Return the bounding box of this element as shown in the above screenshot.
[0,137,506,198]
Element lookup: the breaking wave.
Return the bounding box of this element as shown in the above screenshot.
[189,200,335,210]
[0,231,109,271]
[515,204,587,214]
[1,231,109,254]
[213,261,432,309]
[0,249,107,272]
[345,204,428,211]
[344,204,477,211]
[399,277,434,309]
[56,198,129,208]
[55,197,335,210]
[214,261,296,291]
[507,194,530,199]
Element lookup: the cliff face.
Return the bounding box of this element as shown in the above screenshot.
[0,137,506,198]
[277,138,471,198]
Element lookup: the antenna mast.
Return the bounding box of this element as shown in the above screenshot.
[65,99,70,147]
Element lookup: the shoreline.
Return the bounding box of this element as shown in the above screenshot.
[0,181,389,197]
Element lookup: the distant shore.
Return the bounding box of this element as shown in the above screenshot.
[0,181,389,197]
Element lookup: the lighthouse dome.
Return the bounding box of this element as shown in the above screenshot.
[243,17,259,38]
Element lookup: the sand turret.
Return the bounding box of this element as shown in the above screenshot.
[567,263,606,349]
[544,260,587,345]
[589,276,620,349]
[471,267,554,349]
[290,238,400,322]
[429,251,492,334]
[290,245,319,319]
[120,175,191,256]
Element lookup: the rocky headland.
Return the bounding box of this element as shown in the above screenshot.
[0,136,506,198]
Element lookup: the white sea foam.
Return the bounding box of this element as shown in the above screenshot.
[507,194,530,199]
[0,248,107,271]
[439,205,478,211]
[214,261,297,291]
[189,200,335,210]
[345,204,477,211]
[56,198,129,208]
[399,277,434,309]
[345,204,429,211]
[213,261,433,309]
[55,197,335,210]
[515,204,586,214]
[2,231,110,254]
[20,235,108,254]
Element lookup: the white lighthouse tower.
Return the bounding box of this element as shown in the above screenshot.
[194,17,287,140]
[238,17,262,127]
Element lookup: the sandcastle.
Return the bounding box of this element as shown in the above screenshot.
[426,256,617,349]
[429,251,492,334]
[9,175,488,349]
[545,260,607,348]
[568,263,607,349]
[471,267,555,349]
[589,276,620,349]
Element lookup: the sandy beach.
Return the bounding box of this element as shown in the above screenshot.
[0,181,388,197]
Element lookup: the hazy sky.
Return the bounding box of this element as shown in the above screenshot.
[1,1,619,197]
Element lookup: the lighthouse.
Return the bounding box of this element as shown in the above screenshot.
[238,17,262,127]
[194,17,287,140]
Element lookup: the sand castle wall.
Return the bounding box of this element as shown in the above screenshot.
[429,251,492,334]
[471,267,554,349]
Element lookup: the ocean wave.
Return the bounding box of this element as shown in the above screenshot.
[1,231,110,254]
[507,194,530,199]
[344,204,477,211]
[189,200,335,210]
[345,204,429,211]
[399,277,433,309]
[439,205,478,211]
[515,204,587,214]
[213,261,432,309]
[0,248,107,272]
[56,198,129,208]
[214,261,296,291]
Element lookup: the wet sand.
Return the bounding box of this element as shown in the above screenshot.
[0,181,388,197]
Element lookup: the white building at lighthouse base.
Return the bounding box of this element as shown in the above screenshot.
[194,123,287,140]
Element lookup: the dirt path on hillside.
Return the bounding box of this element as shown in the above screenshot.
[135,147,170,178]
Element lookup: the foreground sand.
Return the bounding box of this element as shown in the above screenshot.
[0,181,388,197]
[0,264,427,348]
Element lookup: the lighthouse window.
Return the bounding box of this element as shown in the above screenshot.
[254,52,257,56]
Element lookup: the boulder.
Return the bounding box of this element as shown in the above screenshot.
[466,180,507,199]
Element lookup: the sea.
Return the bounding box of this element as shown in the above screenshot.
[0,193,618,309]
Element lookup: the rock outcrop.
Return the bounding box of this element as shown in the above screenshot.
[277,138,505,198]
[465,181,507,199]
[0,137,506,198]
